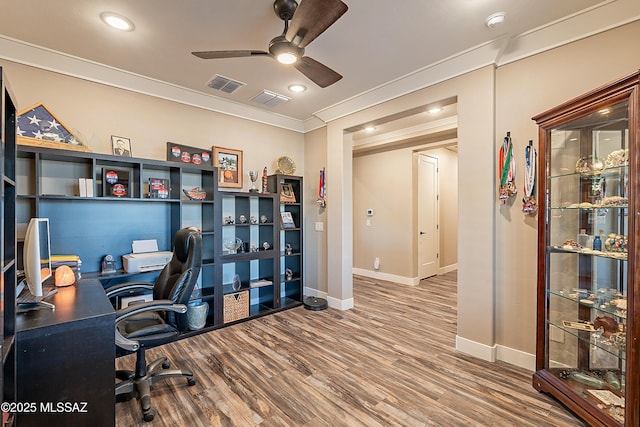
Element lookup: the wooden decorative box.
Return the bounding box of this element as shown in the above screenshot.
[223,291,249,323]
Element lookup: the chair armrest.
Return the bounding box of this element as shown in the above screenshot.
[105,281,154,299]
[115,299,188,352]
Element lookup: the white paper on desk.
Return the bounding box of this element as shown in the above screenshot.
[132,239,159,253]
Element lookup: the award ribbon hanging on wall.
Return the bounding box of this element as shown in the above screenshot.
[522,140,538,215]
[316,167,326,207]
[498,132,517,203]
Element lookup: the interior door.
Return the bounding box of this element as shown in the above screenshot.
[418,153,439,279]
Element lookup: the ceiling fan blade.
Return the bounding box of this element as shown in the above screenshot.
[293,56,342,88]
[192,50,269,59]
[285,0,348,48]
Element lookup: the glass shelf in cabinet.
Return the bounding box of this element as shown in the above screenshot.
[549,164,627,180]
[548,246,628,261]
[547,319,625,360]
[549,205,627,210]
[548,289,627,320]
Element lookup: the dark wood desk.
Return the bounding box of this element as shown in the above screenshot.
[15,280,115,427]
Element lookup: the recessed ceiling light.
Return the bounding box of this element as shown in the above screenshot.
[428,107,443,114]
[364,126,376,132]
[486,12,506,28]
[288,84,306,93]
[100,12,135,31]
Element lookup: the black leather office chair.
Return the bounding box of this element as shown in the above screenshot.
[106,227,202,422]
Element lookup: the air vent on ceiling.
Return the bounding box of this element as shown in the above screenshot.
[206,75,246,94]
[250,90,290,107]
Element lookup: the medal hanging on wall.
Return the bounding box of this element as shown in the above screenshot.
[498,131,517,203]
[316,167,326,207]
[522,140,538,215]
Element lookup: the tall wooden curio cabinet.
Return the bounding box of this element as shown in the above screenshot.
[533,70,640,426]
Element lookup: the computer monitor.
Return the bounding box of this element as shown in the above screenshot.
[23,217,52,298]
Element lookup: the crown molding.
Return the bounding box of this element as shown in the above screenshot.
[0,35,306,133]
[2,0,638,136]
[308,0,640,129]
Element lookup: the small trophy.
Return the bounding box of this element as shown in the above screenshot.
[249,170,259,193]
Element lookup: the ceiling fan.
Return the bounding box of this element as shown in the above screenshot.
[192,0,348,88]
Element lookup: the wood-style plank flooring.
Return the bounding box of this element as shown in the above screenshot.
[115,271,585,426]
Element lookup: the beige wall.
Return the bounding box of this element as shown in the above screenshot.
[0,60,304,185]
[316,21,640,367]
[494,21,640,357]
[4,19,640,368]
[319,65,495,342]
[351,145,458,280]
[353,148,413,276]
[303,126,328,294]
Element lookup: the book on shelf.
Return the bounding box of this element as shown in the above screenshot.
[280,211,296,229]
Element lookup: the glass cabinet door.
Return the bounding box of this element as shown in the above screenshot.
[544,99,629,425]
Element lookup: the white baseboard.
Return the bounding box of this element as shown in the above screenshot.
[455,335,535,371]
[352,268,419,285]
[456,335,496,362]
[439,263,458,275]
[304,286,327,299]
[496,345,536,371]
[303,287,353,310]
[327,295,354,310]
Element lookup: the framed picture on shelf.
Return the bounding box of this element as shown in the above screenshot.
[280,211,296,229]
[166,142,212,166]
[102,167,131,198]
[111,136,132,157]
[213,146,243,188]
[280,183,296,203]
[148,178,170,199]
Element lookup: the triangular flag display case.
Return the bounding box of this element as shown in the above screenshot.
[17,102,91,152]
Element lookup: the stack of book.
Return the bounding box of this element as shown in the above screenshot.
[51,254,82,280]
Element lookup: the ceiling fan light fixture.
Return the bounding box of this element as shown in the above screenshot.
[100,12,135,31]
[288,84,306,93]
[269,35,303,64]
[277,52,298,64]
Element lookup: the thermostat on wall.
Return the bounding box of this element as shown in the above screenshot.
[366,209,374,216]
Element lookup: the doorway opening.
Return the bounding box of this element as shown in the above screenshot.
[350,98,458,284]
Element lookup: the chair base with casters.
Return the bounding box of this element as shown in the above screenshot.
[107,227,204,422]
[116,346,196,422]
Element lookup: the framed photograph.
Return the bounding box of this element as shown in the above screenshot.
[166,142,212,166]
[280,211,296,229]
[148,178,170,199]
[280,183,296,203]
[111,136,132,157]
[102,167,131,198]
[213,146,243,188]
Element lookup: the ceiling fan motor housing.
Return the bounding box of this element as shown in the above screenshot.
[273,0,298,21]
[269,35,304,61]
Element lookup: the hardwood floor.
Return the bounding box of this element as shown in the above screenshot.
[115,271,585,426]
